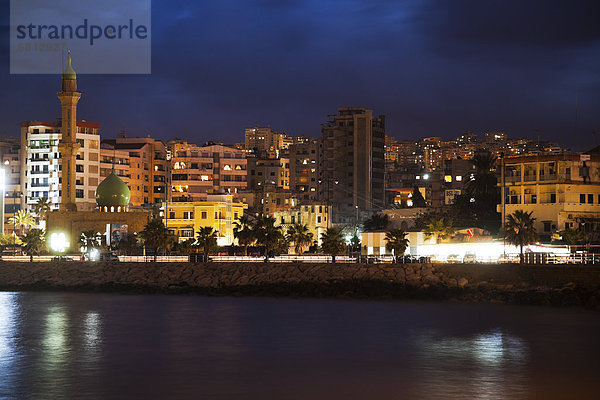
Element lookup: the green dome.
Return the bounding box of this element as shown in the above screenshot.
[62,52,76,80]
[95,172,131,206]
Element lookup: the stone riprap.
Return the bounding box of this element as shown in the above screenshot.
[0,261,599,309]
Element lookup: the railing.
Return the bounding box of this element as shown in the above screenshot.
[539,174,557,181]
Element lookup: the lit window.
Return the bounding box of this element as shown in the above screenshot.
[223,165,231,171]
[201,175,209,181]
[444,175,452,183]
[456,175,462,181]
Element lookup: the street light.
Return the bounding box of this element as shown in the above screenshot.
[49,232,69,254]
[318,177,338,228]
[0,167,5,236]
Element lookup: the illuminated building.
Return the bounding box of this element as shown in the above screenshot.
[273,203,331,247]
[20,54,101,212]
[499,153,600,241]
[168,141,247,201]
[102,133,168,205]
[0,138,22,230]
[289,136,320,202]
[244,126,291,157]
[163,194,247,246]
[45,53,150,248]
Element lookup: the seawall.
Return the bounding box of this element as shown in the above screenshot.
[0,261,599,308]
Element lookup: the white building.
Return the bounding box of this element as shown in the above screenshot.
[20,121,101,211]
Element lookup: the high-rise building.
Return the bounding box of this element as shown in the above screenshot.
[168,140,247,202]
[319,107,385,221]
[247,157,290,191]
[289,136,320,202]
[102,134,168,205]
[244,126,291,157]
[20,120,101,212]
[99,142,132,197]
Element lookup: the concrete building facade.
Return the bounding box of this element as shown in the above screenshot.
[319,107,385,221]
[163,194,247,246]
[168,141,247,202]
[499,153,600,241]
[20,120,101,212]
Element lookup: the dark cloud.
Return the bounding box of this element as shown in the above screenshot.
[419,0,600,47]
[0,0,599,150]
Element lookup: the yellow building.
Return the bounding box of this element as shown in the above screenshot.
[273,204,331,248]
[499,153,600,241]
[164,194,248,246]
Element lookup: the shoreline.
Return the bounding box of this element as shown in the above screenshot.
[0,261,599,309]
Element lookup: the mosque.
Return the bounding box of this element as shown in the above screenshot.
[46,52,150,248]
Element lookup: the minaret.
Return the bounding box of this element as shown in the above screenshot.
[57,50,81,211]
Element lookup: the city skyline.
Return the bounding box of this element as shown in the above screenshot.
[0,0,599,149]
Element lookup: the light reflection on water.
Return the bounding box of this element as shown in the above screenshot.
[0,292,19,397]
[0,293,598,400]
[414,329,529,399]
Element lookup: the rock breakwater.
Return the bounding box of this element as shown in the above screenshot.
[0,261,599,309]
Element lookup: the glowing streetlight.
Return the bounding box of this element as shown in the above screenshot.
[49,232,69,254]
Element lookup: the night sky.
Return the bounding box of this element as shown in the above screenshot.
[1,0,600,150]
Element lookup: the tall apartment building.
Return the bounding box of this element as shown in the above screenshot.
[168,141,246,202]
[0,138,22,230]
[499,153,600,241]
[244,126,291,157]
[247,157,290,191]
[102,135,168,206]
[20,120,101,211]
[289,136,320,202]
[319,107,385,220]
[99,142,132,193]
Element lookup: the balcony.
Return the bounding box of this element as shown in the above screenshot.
[30,183,49,188]
[540,174,557,181]
[30,170,49,175]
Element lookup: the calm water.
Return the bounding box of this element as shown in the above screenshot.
[0,293,599,400]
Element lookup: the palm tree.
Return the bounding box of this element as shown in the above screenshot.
[114,233,141,256]
[286,223,313,254]
[385,229,410,259]
[424,216,454,243]
[505,210,537,262]
[9,210,36,235]
[22,228,45,262]
[139,218,173,261]
[320,227,346,263]
[559,228,584,249]
[363,213,390,232]
[253,216,283,258]
[33,197,51,224]
[233,215,255,255]
[466,152,498,198]
[173,239,196,256]
[0,234,21,253]
[196,226,218,261]
[79,229,101,252]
